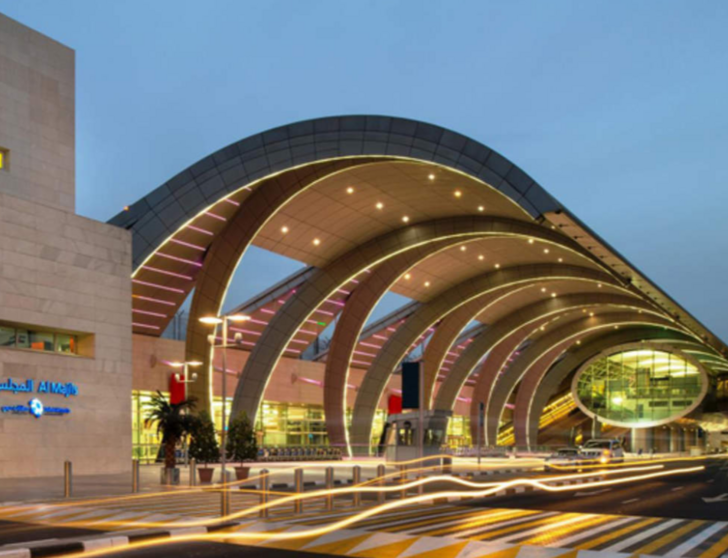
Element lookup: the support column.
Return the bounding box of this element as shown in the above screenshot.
[670,427,681,453]
[631,427,651,454]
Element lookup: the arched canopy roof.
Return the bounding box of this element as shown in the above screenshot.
[110,115,728,452]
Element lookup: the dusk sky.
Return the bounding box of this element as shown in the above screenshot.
[2,1,727,338]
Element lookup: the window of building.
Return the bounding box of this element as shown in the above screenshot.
[0,322,79,356]
[0,147,8,170]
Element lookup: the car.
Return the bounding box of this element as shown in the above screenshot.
[579,439,625,464]
[544,447,586,472]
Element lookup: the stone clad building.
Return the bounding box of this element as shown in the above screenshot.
[0,13,132,478]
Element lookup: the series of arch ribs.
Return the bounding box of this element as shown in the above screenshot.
[111,116,728,456]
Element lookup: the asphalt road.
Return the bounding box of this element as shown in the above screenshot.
[467,459,728,520]
[69,541,337,558]
[0,519,101,545]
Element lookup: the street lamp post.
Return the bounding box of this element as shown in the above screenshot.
[169,360,202,467]
[199,313,250,517]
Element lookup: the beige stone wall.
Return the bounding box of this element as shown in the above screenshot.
[132,334,473,417]
[0,13,75,212]
[0,14,132,478]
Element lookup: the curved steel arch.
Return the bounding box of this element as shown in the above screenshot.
[110,115,559,270]
[229,216,593,431]
[523,328,699,448]
[487,312,683,446]
[434,293,656,416]
[350,265,619,452]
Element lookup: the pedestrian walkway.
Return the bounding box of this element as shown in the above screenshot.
[3,495,728,558]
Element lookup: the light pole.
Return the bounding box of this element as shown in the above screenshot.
[169,360,201,466]
[199,313,250,516]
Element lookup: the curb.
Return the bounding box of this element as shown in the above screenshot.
[0,522,240,558]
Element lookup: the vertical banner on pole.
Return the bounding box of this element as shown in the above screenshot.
[401,362,420,409]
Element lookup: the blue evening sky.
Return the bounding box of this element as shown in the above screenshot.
[2,1,727,338]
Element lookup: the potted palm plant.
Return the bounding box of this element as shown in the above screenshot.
[188,410,220,483]
[144,391,196,485]
[226,411,258,480]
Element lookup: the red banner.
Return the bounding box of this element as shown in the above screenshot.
[169,373,185,404]
[388,394,402,415]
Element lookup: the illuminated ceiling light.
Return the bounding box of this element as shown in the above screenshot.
[614,325,620,329]
[551,292,557,298]
[313,238,321,246]
[428,173,435,180]
[227,314,251,322]
[199,316,223,325]
[404,273,411,280]
[494,263,501,269]
[123,205,130,211]
[346,186,355,194]
[597,283,603,288]
[541,287,547,293]
[478,205,485,212]
[478,254,484,261]
[576,340,582,345]
[460,246,467,252]
[528,239,534,244]
[402,216,410,223]
[540,326,545,331]
[424,281,431,287]
[558,258,563,263]
[376,202,384,210]
[582,309,587,313]
[454,190,462,198]
[281,226,289,234]
[543,248,550,254]
[589,312,595,317]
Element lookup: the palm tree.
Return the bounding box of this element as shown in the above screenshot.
[144,391,197,470]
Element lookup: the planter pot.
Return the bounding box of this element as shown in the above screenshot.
[161,467,180,485]
[235,466,250,481]
[198,467,214,484]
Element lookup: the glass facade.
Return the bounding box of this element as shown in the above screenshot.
[0,323,78,355]
[131,391,470,460]
[574,349,705,426]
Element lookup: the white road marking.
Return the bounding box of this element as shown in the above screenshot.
[663,522,728,558]
[621,498,640,504]
[671,486,684,492]
[602,518,683,552]
[574,488,611,497]
[549,516,636,547]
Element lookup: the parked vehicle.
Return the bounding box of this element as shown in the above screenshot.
[580,439,625,464]
[544,447,586,472]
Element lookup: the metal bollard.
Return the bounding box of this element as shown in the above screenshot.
[294,468,304,514]
[221,488,230,517]
[377,464,386,504]
[442,456,452,476]
[189,458,197,487]
[352,465,361,506]
[259,469,269,518]
[325,466,334,511]
[399,465,407,499]
[64,461,72,498]
[132,459,140,493]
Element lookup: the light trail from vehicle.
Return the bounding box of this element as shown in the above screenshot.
[63,464,705,558]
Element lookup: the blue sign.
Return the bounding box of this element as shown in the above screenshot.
[0,378,78,397]
[1,398,71,418]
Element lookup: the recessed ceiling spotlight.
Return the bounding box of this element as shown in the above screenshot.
[454,190,462,198]
[494,263,501,269]
[402,216,410,223]
[597,283,603,288]
[589,312,595,317]
[576,340,581,345]
[281,226,289,234]
[424,281,431,287]
[346,186,355,194]
[478,254,484,261]
[544,248,550,254]
[313,238,321,246]
[460,246,467,252]
[528,239,534,244]
[376,202,384,210]
[541,287,547,293]
[428,173,435,181]
[551,293,557,298]
[478,205,485,212]
[404,273,411,280]
[558,258,563,263]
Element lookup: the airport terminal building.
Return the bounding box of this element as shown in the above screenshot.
[2,14,727,477]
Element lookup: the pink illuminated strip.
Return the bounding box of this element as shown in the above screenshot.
[284,347,302,354]
[188,225,214,236]
[156,252,203,267]
[260,308,275,315]
[353,350,376,357]
[447,351,459,357]
[297,329,318,336]
[390,388,402,394]
[351,359,371,366]
[206,211,227,222]
[143,266,193,280]
[133,279,185,294]
[349,279,360,284]
[299,377,323,387]
[359,342,382,349]
[441,366,451,372]
[324,299,346,307]
[289,339,309,345]
[132,295,176,307]
[133,322,160,330]
[313,308,335,316]
[387,327,397,332]
[170,238,206,251]
[373,334,387,340]
[443,359,455,365]
[133,309,167,318]
[457,396,472,403]
[337,289,351,295]
[223,198,240,206]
